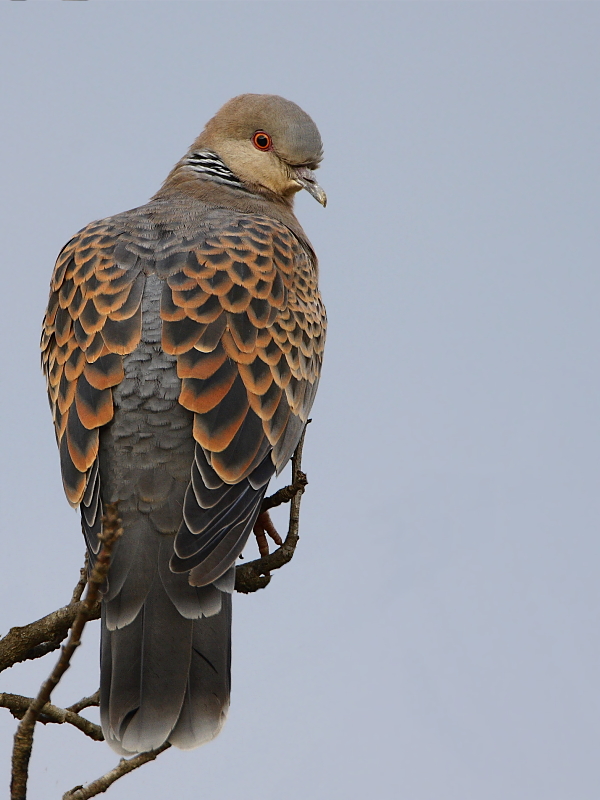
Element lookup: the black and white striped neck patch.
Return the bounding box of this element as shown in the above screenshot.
[185,150,250,191]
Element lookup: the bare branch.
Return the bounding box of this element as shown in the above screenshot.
[66,690,100,714]
[236,425,309,594]
[0,555,98,674]
[0,693,103,741]
[0,599,101,674]
[10,503,122,800]
[62,743,171,800]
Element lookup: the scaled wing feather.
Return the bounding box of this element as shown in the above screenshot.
[159,214,326,584]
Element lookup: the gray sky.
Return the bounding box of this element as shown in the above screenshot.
[1,2,599,798]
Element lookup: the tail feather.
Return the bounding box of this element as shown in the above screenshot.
[169,593,232,749]
[100,524,232,755]
[103,515,161,630]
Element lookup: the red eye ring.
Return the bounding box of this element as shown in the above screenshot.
[252,131,272,151]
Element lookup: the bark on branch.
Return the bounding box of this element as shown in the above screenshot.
[0,562,99,674]
[0,599,101,674]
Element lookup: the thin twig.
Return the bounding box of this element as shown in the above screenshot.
[10,503,122,800]
[259,473,308,513]
[236,425,309,593]
[66,690,100,714]
[70,559,89,604]
[0,693,103,741]
[62,743,171,800]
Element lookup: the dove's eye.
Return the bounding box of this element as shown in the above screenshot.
[252,132,272,151]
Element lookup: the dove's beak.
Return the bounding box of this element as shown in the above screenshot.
[293,167,327,207]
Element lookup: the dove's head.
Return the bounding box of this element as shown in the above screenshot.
[191,94,326,206]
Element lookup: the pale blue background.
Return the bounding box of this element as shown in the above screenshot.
[1,2,599,798]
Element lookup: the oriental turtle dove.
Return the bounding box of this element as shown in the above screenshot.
[41,94,326,755]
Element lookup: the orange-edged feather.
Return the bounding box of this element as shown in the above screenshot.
[161,214,326,483]
[41,221,144,506]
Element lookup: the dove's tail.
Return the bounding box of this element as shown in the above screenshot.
[98,516,233,755]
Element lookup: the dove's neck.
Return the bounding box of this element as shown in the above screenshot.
[156,148,295,211]
[181,150,253,193]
